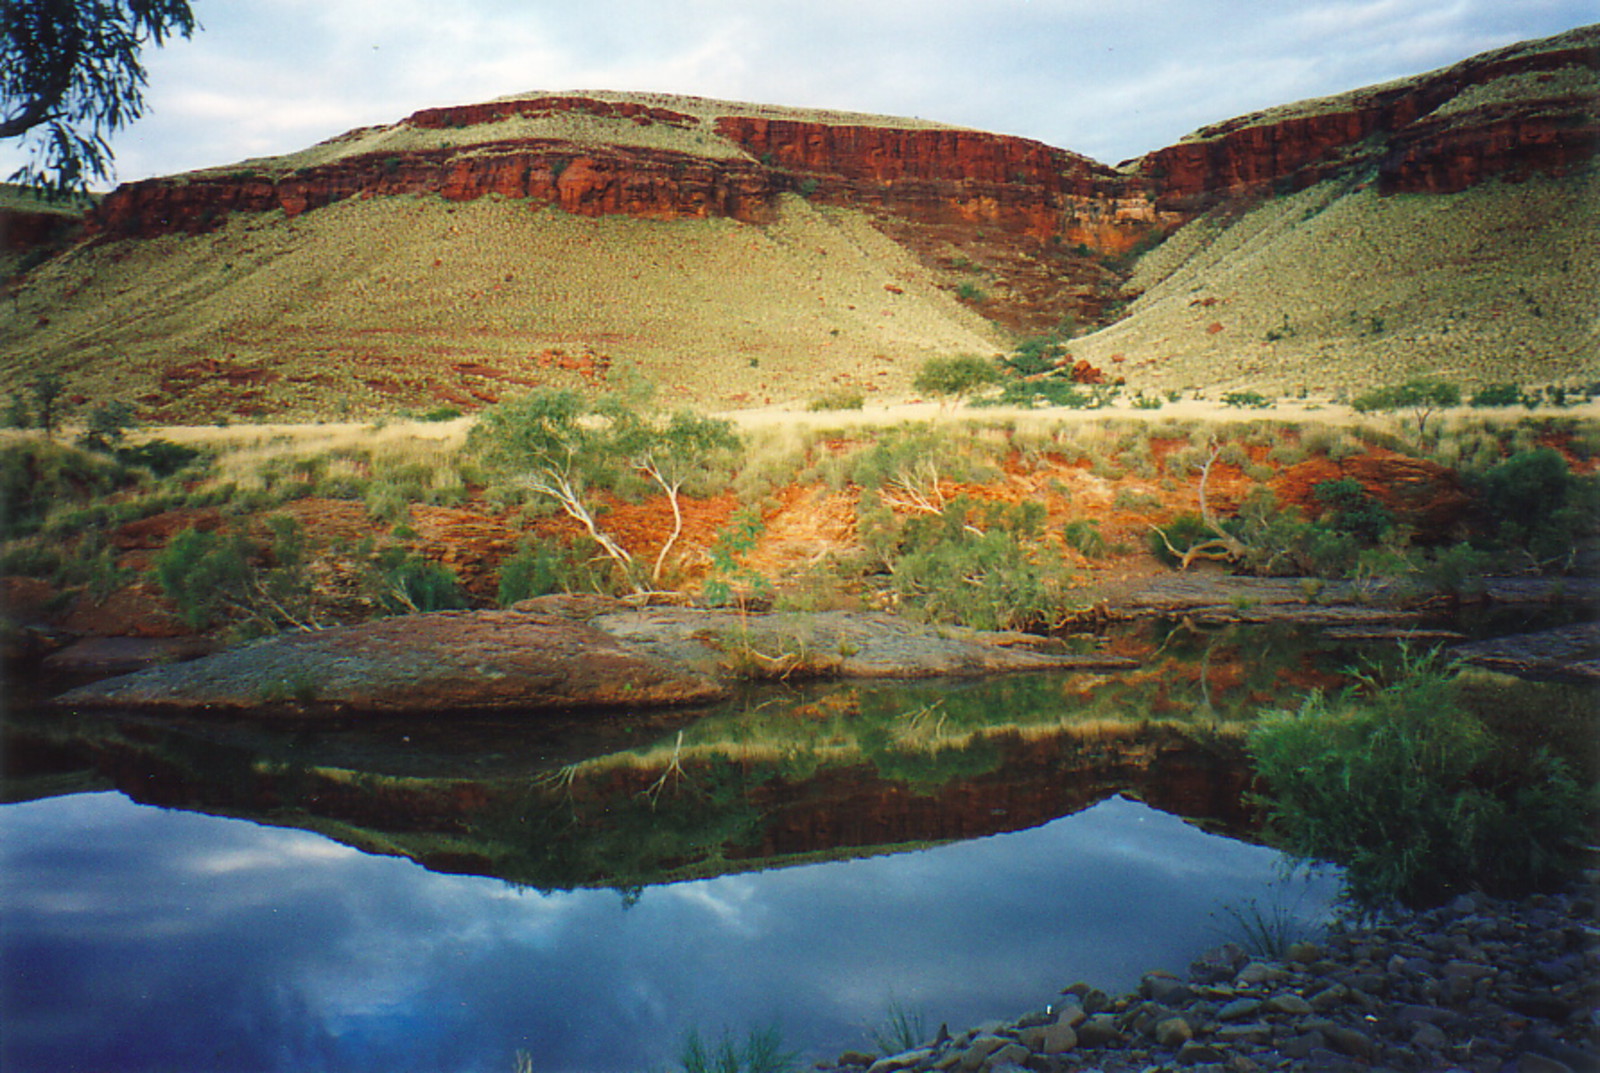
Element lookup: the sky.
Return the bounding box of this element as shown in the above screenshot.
[4,0,1595,188]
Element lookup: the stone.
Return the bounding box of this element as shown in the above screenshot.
[1078,988,1111,1015]
[1517,1056,1576,1073]
[1175,1041,1227,1066]
[1263,993,1313,1016]
[1236,962,1288,985]
[1216,998,1263,1021]
[1410,1022,1449,1049]
[984,1043,1030,1070]
[1308,985,1349,1011]
[1285,941,1322,964]
[1190,943,1250,983]
[1319,1025,1377,1060]
[1036,1015,1078,1054]
[1154,1017,1194,1047]
[1142,971,1195,1005]
[867,1050,932,1073]
[1075,1015,1121,1048]
[957,1036,1008,1072]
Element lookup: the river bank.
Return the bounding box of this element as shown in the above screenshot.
[822,871,1599,1073]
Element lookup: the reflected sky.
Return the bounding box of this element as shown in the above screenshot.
[1,791,1338,1073]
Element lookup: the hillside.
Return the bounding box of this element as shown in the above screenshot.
[0,25,1594,419]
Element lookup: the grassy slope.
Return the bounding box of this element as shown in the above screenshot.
[1069,171,1600,396]
[0,193,1008,420]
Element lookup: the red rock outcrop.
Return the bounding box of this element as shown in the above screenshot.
[79,27,1600,276]
[1134,34,1599,207]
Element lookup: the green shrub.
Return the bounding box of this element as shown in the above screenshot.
[1469,383,1524,408]
[1474,447,1597,565]
[886,497,1068,631]
[806,390,865,412]
[150,527,252,629]
[115,439,206,477]
[678,1024,797,1073]
[1311,478,1393,543]
[0,440,132,539]
[1222,390,1272,409]
[496,540,562,606]
[363,546,468,614]
[912,354,1002,402]
[1248,654,1589,908]
[1002,335,1070,377]
[77,400,139,452]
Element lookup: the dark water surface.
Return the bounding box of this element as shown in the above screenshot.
[2,622,1360,1073]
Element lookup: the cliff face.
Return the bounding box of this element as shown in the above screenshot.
[87,25,1598,252]
[90,96,1166,257]
[1133,32,1598,207]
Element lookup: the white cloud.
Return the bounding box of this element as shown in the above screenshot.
[0,0,1592,185]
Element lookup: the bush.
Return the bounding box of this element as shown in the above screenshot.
[0,441,134,540]
[115,439,206,477]
[1474,447,1597,566]
[1222,390,1272,409]
[1248,654,1589,908]
[150,527,252,629]
[363,546,468,614]
[806,391,865,412]
[1469,383,1523,408]
[496,540,562,606]
[912,354,1002,402]
[887,497,1068,631]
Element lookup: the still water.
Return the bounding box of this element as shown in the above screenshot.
[1,791,1336,1073]
[2,623,1350,1073]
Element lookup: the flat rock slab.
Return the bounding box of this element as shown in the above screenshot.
[589,608,1138,679]
[1451,621,1600,682]
[55,610,728,715]
[42,636,218,676]
[52,607,1138,715]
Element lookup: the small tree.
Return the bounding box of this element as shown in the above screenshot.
[471,387,739,592]
[611,406,739,582]
[913,354,1001,406]
[78,399,138,452]
[1351,378,1461,438]
[27,373,67,438]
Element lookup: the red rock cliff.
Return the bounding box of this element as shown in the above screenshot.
[85,27,1599,251]
[1134,34,1599,207]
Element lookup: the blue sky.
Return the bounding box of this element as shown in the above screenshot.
[4,0,1595,187]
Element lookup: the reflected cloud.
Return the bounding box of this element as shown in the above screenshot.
[4,789,1337,1071]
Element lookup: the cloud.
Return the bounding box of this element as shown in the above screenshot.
[1,0,1593,184]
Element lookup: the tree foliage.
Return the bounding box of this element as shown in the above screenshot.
[470,388,739,590]
[2,0,197,194]
[1350,378,1461,438]
[912,354,1001,404]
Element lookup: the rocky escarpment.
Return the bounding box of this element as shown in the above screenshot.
[1133,24,1599,209]
[87,26,1597,248]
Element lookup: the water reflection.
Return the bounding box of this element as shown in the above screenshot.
[3,622,1359,1071]
[1,791,1337,1073]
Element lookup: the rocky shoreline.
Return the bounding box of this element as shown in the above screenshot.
[821,873,1599,1073]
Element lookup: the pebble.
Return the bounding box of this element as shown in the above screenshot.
[819,872,1600,1073]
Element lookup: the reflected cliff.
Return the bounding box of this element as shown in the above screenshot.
[4,622,1358,891]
